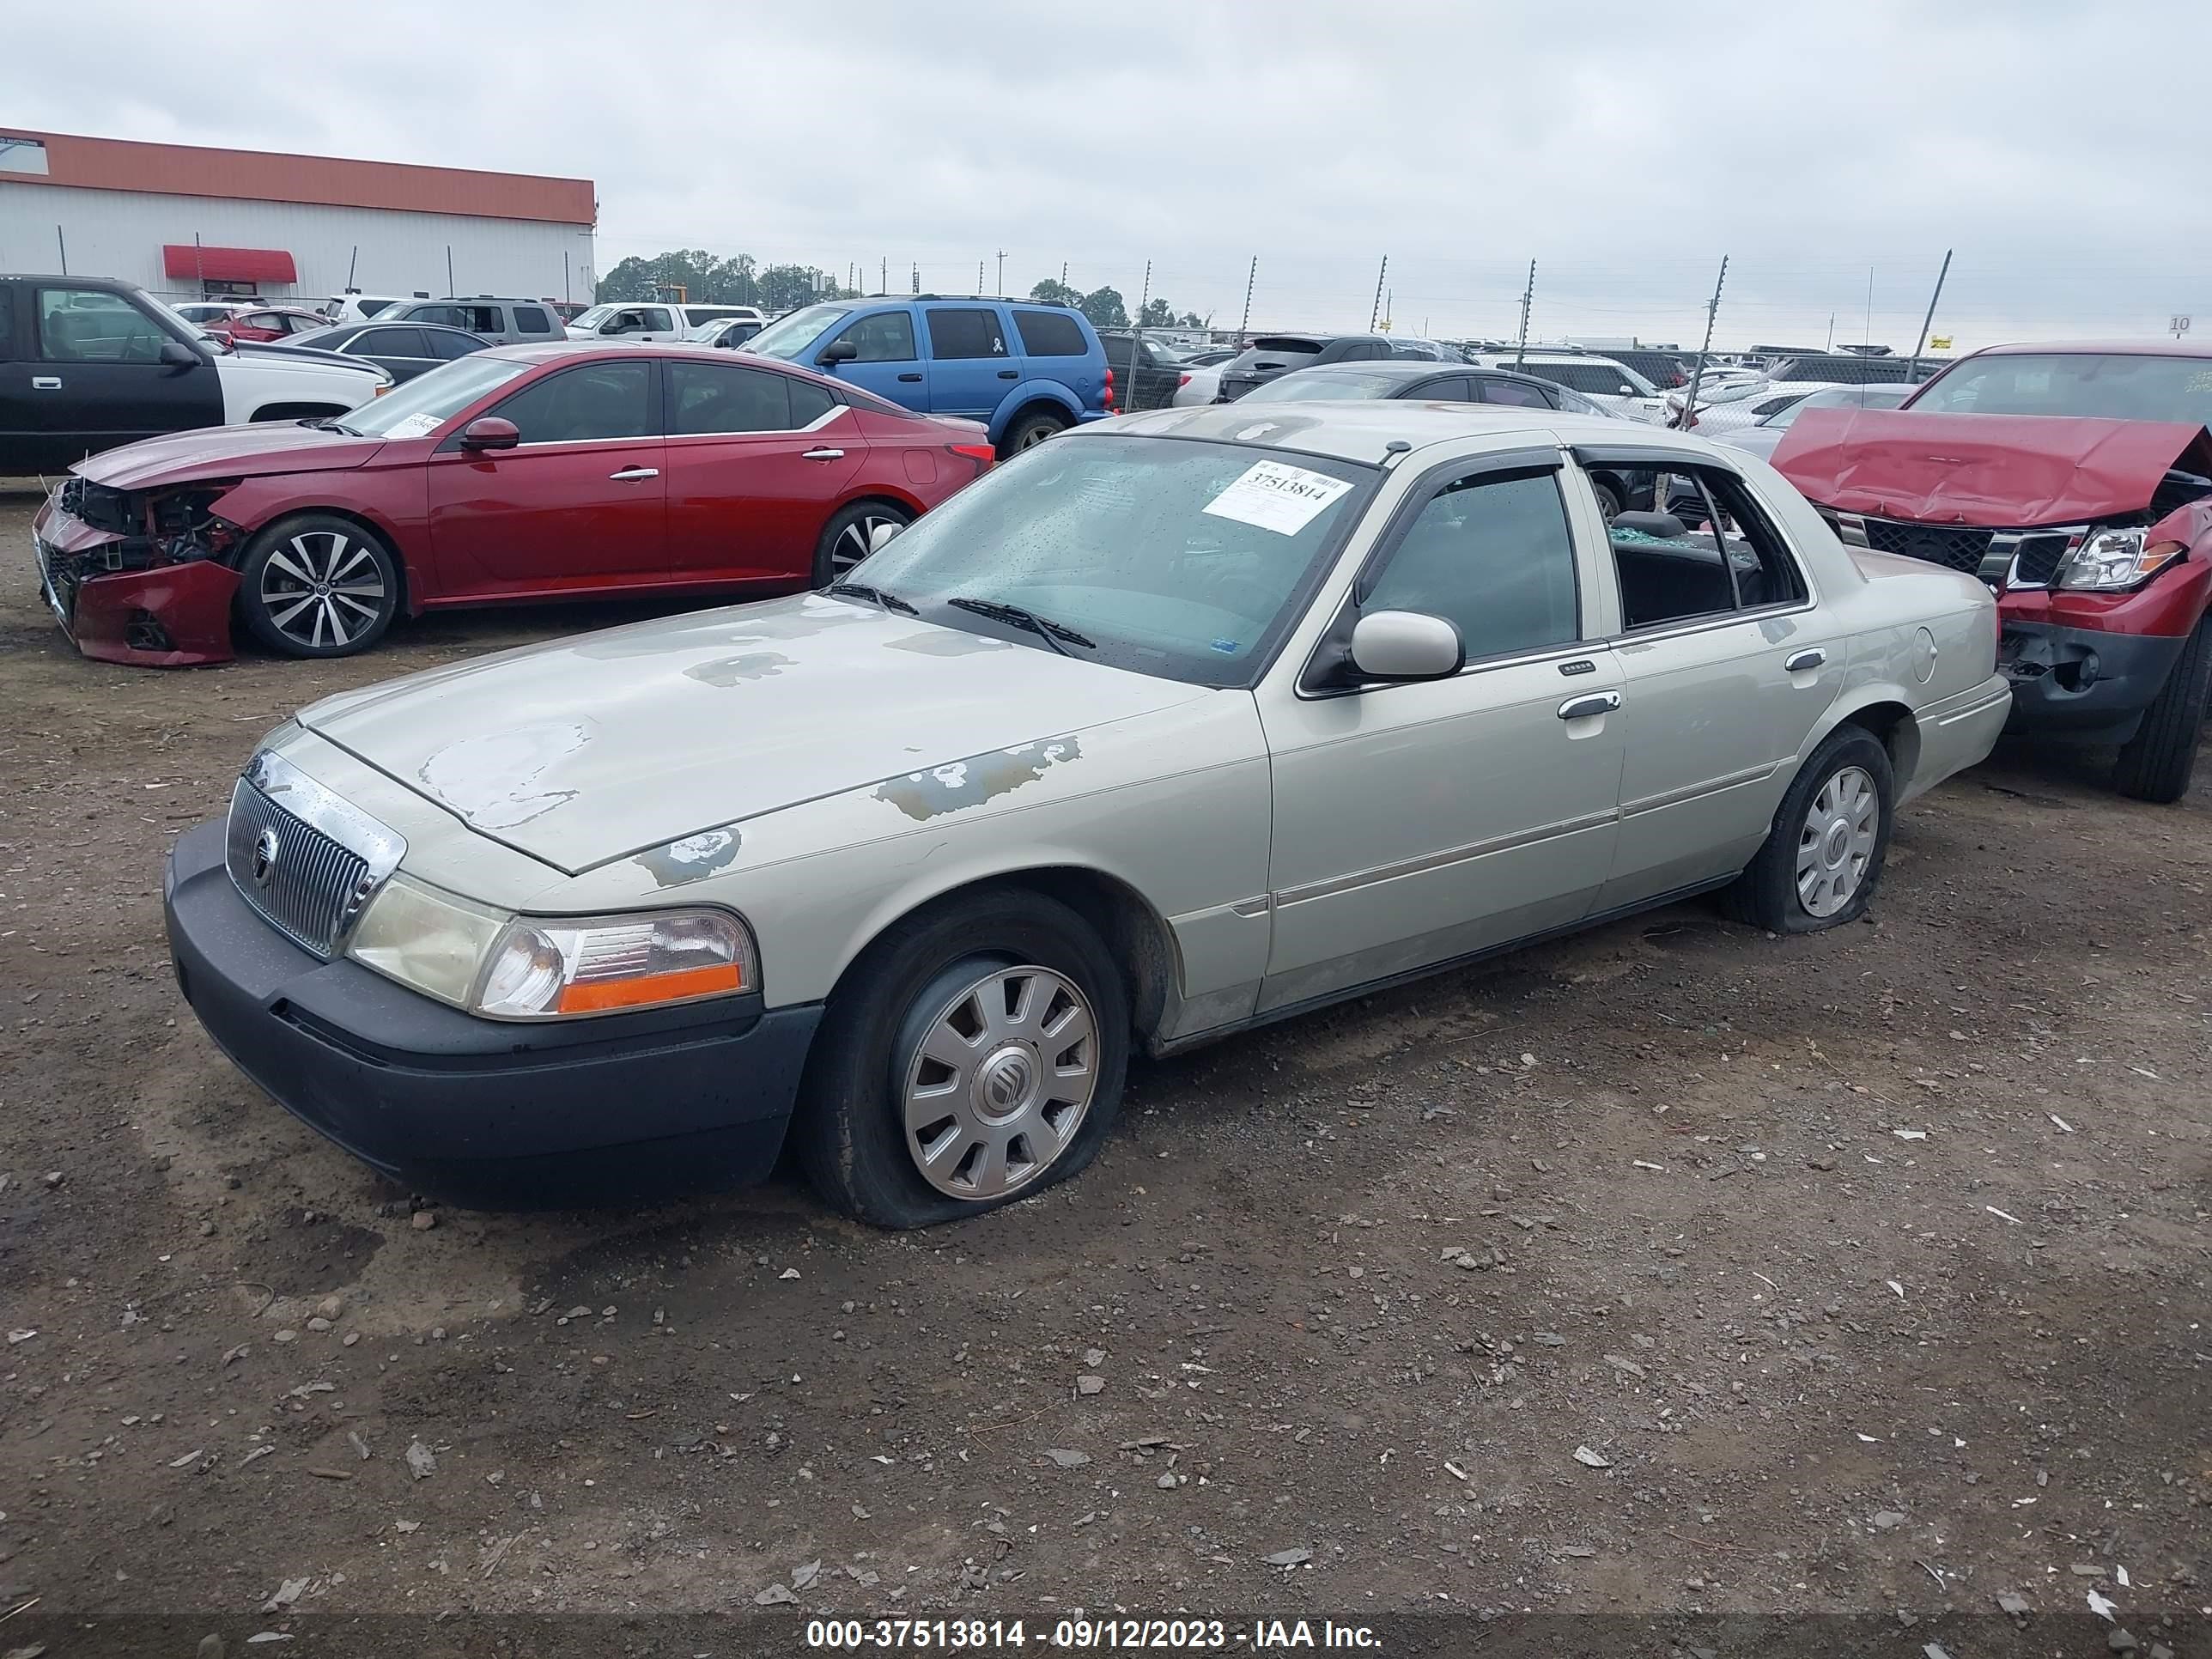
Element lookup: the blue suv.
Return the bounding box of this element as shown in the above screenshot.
[742,295,1112,457]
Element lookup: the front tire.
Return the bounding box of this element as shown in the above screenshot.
[792,890,1129,1228]
[236,514,399,659]
[811,501,913,588]
[1721,725,1894,933]
[2112,617,2212,804]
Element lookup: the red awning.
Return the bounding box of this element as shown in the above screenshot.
[161,244,298,283]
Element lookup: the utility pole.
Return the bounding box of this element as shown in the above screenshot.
[911,262,920,295]
[1382,288,1393,332]
[1060,261,1068,288]
[1127,259,1151,406]
[1863,264,1874,349]
[1369,255,1389,333]
[1907,248,1953,379]
[1826,311,1834,351]
[1513,260,1535,368]
[56,223,68,275]
[1680,255,1729,432]
[447,245,455,297]
[880,256,888,295]
[995,248,1007,294]
[1238,256,1256,345]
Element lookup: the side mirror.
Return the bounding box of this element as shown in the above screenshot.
[459,416,520,451]
[158,340,201,368]
[1350,611,1463,680]
[817,340,860,367]
[866,520,902,555]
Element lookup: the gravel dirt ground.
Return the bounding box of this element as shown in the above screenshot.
[0,487,2205,1656]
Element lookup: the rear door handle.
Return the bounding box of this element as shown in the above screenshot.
[31,376,61,390]
[800,447,845,460]
[1784,647,1827,672]
[896,372,923,383]
[1558,691,1622,720]
[608,466,659,482]
[997,368,1018,380]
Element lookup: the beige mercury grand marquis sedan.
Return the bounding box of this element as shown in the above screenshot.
[163,404,2011,1225]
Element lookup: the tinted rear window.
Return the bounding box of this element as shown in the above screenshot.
[1771,356,1919,385]
[1014,309,1088,357]
[514,307,554,335]
[1227,340,1323,373]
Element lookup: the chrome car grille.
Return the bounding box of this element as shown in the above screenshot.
[1822,511,2086,590]
[223,751,405,958]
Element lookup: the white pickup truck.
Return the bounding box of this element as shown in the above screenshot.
[563,301,767,343]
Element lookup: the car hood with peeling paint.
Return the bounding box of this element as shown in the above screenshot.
[295,592,1210,873]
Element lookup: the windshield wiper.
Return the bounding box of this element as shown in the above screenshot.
[308,418,364,436]
[945,596,1097,656]
[824,581,917,616]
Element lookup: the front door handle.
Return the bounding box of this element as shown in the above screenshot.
[31,376,61,390]
[1784,647,1827,672]
[1558,690,1622,720]
[608,466,659,483]
[897,372,923,383]
[800,447,845,461]
[997,368,1018,380]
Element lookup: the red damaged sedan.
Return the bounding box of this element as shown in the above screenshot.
[33,343,994,665]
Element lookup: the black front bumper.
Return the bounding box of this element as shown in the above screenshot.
[162,821,822,1208]
[1999,622,2186,744]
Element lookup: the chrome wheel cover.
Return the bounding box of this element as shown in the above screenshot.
[1796,764,1878,917]
[902,963,1098,1200]
[259,530,386,650]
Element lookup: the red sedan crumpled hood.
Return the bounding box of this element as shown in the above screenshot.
[1773,410,2212,526]
[74,421,387,490]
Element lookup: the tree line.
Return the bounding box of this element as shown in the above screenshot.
[597,252,1208,331]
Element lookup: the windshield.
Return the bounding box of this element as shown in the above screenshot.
[1242,370,1401,402]
[848,434,1376,688]
[744,303,852,362]
[565,304,617,331]
[682,321,724,341]
[1907,353,2212,423]
[343,355,532,438]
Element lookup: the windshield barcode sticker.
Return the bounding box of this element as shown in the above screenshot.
[1202,461,1352,536]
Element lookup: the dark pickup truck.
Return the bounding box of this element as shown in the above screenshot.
[1774,341,2212,802]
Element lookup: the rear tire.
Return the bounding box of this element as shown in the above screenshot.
[236,514,399,659]
[1720,725,1894,933]
[2112,617,2212,803]
[792,890,1129,1229]
[811,501,913,588]
[1589,477,1624,520]
[998,409,1067,459]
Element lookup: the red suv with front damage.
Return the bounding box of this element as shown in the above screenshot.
[33,343,993,665]
[1774,341,2212,801]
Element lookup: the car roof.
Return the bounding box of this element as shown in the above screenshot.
[1089,401,1721,466]
[1961,338,2212,360]
[1281,360,1536,385]
[481,339,860,389]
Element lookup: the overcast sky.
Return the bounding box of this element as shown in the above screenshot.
[8,0,2205,350]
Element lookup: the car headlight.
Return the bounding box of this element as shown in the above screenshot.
[474,908,757,1020]
[348,881,757,1021]
[348,874,507,1007]
[2059,527,2185,591]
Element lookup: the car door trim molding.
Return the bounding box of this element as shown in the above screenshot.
[1620,762,1778,818]
[1273,808,1619,908]
[663,403,850,443]
[1604,598,1817,647]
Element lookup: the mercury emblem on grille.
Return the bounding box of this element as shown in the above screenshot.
[252,827,281,887]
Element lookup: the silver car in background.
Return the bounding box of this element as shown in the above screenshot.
[162,405,2008,1227]
[1715,383,1915,459]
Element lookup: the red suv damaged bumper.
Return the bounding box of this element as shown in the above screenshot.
[1996,568,2209,743]
[33,488,241,667]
